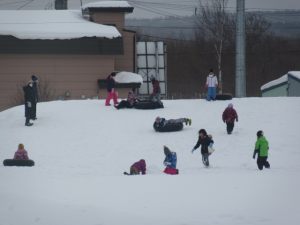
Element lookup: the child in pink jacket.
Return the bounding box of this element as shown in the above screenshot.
[14,143,29,160]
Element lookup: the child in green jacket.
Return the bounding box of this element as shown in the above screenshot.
[253,130,270,170]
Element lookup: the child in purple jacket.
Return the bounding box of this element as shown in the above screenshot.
[124,159,146,175]
[14,143,29,160]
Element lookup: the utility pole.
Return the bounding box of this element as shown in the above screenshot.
[235,0,246,97]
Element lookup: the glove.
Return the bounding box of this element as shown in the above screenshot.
[253,150,258,159]
[27,102,32,108]
[191,148,195,153]
[164,161,171,166]
[236,118,238,122]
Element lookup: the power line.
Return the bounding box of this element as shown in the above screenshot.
[0,0,30,6]
[17,0,35,10]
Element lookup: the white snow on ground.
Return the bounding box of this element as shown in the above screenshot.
[0,97,300,225]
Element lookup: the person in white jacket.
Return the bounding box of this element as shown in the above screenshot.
[205,69,218,101]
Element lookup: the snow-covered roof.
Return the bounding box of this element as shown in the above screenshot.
[289,71,300,80]
[261,71,300,91]
[115,71,143,84]
[0,10,121,40]
[82,1,132,10]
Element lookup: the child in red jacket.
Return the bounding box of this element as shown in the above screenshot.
[124,159,146,175]
[222,103,238,134]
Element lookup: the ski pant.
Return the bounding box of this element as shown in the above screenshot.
[206,87,216,101]
[24,102,34,122]
[105,89,118,105]
[257,156,270,170]
[167,118,187,125]
[202,153,210,167]
[130,166,139,175]
[32,101,37,119]
[226,122,234,134]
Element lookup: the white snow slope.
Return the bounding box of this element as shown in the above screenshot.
[0,97,300,225]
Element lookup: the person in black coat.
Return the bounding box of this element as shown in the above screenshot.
[105,72,118,106]
[31,75,39,120]
[23,82,35,126]
[191,129,214,167]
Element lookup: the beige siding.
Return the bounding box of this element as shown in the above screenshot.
[90,12,124,32]
[115,31,135,72]
[0,54,115,111]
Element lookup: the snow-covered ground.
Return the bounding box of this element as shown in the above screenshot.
[0,97,300,225]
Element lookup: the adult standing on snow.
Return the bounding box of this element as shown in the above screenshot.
[105,72,118,106]
[23,81,35,126]
[31,75,39,120]
[253,130,270,170]
[163,146,178,175]
[191,129,214,167]
[222,103,238,134]
[205,69,218,101]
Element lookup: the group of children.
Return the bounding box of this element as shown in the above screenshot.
[105,72,162,109]
[124,102,270,175]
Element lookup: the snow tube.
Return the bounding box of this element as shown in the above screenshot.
[134,101,164,109]
[153,122,183,132]
[215,94,232,100]
[164,167,179,175]
[3,159,35,167]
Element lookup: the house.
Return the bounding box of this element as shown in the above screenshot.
[261,71,300,97]
[0,1,136,111]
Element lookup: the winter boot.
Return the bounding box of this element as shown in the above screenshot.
[184,118,188,125]
[25,118,33,126]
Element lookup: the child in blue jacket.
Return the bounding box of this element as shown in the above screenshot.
[163,146,178,175]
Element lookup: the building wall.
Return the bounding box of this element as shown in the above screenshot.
[288,76,300,96]
[89,12,136,73]
[0,54,115,111]
[90,12,124,32]
[115,30,135,72]
[261,84,287,97]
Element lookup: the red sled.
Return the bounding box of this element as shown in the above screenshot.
[164,167,179,175]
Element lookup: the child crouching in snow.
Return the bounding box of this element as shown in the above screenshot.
[124,159,146,175]
[163,146,178,175]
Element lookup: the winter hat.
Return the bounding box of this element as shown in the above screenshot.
[31,75,38,81]
[18,143,24,149]
[198,129,207,136]
[164,146,171,156]
[228,103,233,108]
[257,130,263,137]
[155,116,161,123]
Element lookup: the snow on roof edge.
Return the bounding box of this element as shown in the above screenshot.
[115,71,143,84]
[0,10,121,40]
[261,71,300,91]
[82,1,132,11]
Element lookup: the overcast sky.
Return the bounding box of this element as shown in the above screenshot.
[0,0,300,18]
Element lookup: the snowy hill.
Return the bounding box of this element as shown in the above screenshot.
[0,98,300,225]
